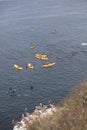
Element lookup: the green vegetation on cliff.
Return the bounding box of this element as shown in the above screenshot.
[25,80,87,130]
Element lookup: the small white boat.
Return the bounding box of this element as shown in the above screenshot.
[28,63,34,69]
[14,64,23,70]
[81,43,87,46]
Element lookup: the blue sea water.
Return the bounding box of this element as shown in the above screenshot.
[0,0,87,129]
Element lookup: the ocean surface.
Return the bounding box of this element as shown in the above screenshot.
[0,0,87,129]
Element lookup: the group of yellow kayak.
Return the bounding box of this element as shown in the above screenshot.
[13,27,57,71]
[14,63,34,71]
[14,53,56,71]
[35,54,55,67]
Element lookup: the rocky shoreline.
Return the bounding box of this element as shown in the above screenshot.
[13,102,57,130]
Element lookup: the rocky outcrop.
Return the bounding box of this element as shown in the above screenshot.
[13,103,57,130]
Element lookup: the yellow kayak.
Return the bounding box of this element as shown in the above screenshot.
[43,62,56,68]
[32,27,35,32]
[35,53,47,57]
[28,63,34,69]
[31,44,35,49]
[51,29,57,34]
[35,54,48,60]
[14,64,23,70]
